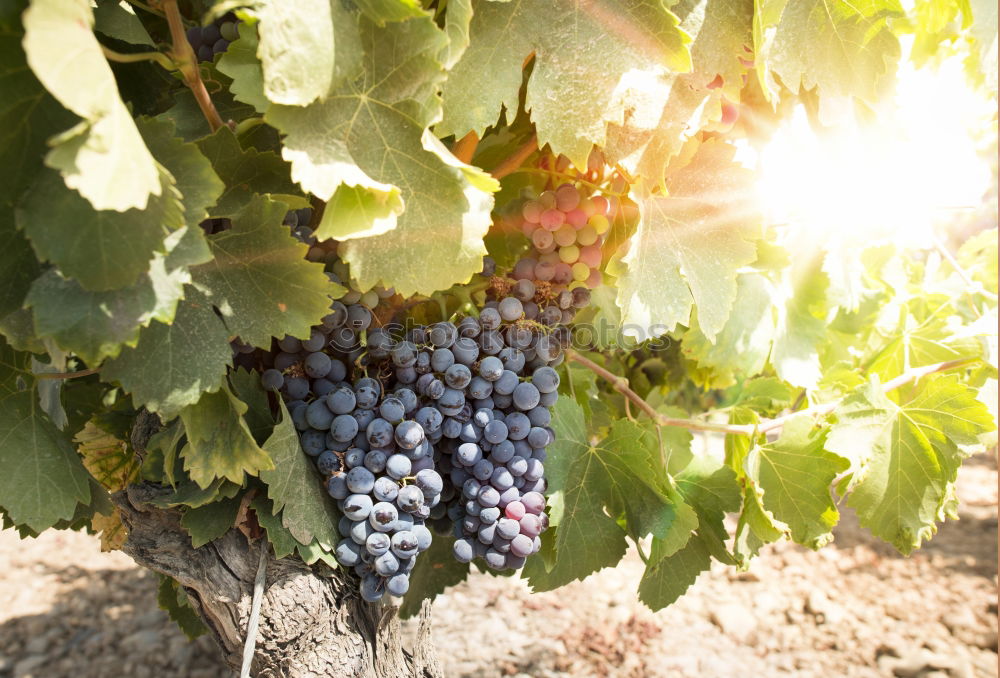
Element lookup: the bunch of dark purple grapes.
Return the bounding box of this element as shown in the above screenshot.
[186,14,239,63]
[363,309,559,572]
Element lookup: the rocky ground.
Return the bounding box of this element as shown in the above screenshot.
[0,453,996,678]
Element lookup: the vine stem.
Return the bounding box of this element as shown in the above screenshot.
[452,131,479,164]
[34,367,100,380]
[102,46,174,70]
[162,0,225,132]
[565,350,979,437]
[491,136,538,180]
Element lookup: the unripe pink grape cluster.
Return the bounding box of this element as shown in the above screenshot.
[512,183,609,290]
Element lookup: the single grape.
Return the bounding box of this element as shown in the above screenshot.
[386,573,409,597]
[326,474,348,500]
[373,476,399,502]
[335,539,362,566]
[390,530,418,558]
[331,414,359,442]
[498,297,523,322]
[342,494,373,521]
[316,450,342,475]
[394,420,424,449]
[453,538,475,563]
[396,485,424,512]
[261,368,284,390]
[385,454,412,480]
[299,429,326,456]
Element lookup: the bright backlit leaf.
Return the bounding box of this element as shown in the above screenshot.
[439,0,692,168]
[617,139,759,341]
[756,0,903,115]
[269,14,497,295]
[745,415,849,548]
[22,0,162,210]
[827,375,995,554]
[257,0,335,106]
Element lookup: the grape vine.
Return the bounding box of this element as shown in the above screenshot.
[0,0,994,669]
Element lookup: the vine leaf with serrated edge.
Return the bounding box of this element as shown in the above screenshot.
[826,374,995,554]
[191,194,340,348]
[259,400,340,549]
[267,12,497,296]
[178,384,274,489]
[615,139,760,343]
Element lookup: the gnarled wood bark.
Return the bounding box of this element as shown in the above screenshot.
[112,485,442,678]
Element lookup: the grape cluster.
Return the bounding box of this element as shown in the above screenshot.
[362,312,560,571]
[186,14,239,63]
[485,182,610,329]
[509,183,610,291]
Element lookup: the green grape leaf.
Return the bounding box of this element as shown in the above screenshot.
[757,0,903,114]
[22,0,162,211]
[257,0,336,106]
[617,139,759,342]
[25,261,186,365]
[0,389,91,532]
[138,117,224,228]
[251,496,301,558]
[867,314,983,381]
[179,384,274,488]
[216,20,268,112]
[732,377,794,413]
[268,14,497,296]
[228,367,274,444]
[682,272,776,387]
[438,0,691,168]
[529,401,692,590]
[191,195,336,348]
[180,494,242,548]
[733,482,787,565]
[745,415,848,548]
[102,289,232,420]
[194,126,302,218]
[827,375,996,554]
[259,401,339,548]
[0,19,77,207]
[16,166,177,291]
[399,534,470,619]
[355,0,427,24]
[93,0,154,46]
[637,530,712,611]
[607,0,754,183]
[0,209,40,319]
[675,452,741,564]
[147,477,242,509]
[145,418,184,487]
[527,397,626,589]
[157,575,207,640]
[313,183,403,242]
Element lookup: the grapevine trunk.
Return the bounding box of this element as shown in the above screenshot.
[112,485,442,678]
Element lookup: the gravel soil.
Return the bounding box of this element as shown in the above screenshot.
[1,453,995,678]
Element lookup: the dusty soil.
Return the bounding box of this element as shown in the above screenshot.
[0,454,996,678]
